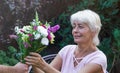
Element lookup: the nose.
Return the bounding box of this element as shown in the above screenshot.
[73,26,79,32]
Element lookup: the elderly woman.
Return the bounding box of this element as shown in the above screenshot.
[25,9,107,73]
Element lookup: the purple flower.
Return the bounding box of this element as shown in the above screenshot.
[23,42,31,48]
[48,24,60,33]
[47,30,52,40]
[20,30,25,33]
[30,37,34,41]
[33,26,37,30]
[9,34,18,39]
[41,25,46,28]
[28,33,32,37]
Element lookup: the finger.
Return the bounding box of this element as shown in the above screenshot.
[25,61,32,65]
[24,57,36,62]
[25,56,34,59]
[25,56,44,64]
[25,59,36,66]
[24,56,42,64]
[29,52,41,57]
[25,61,38,67]
[25,55,40,60]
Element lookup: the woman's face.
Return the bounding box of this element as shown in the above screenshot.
[72,21,94,44]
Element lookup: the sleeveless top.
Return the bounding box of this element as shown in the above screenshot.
[58,45,107,73]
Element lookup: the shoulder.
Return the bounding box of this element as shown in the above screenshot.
[58,44,76,58]
[60,44,76,52]
[87,50,107,63]
[85,50,107,73]
[94,50,107,60]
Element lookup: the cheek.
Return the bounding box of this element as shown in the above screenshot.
[82,29,92,37]
[85,31,94,40]
[79,29,88,34]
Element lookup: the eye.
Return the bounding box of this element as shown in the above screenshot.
[72,24,76,28]
[78,25,84,29]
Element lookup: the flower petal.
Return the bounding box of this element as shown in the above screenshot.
[37,26,48,37]
[41,38,49,45]
[48,24,60,33]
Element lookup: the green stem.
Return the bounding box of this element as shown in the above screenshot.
[35,46,47,53]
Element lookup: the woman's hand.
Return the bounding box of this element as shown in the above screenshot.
[25,52,61,73]
[24,52,47,70]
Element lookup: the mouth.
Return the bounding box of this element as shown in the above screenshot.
[73,35,81,39]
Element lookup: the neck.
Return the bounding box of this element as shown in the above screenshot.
[78,42,96,51]
[74,43,97,57]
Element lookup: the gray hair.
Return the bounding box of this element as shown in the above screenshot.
[70,9,102,46]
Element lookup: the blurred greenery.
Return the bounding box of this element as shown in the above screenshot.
[0,46,18,66]
[112,29,120,61]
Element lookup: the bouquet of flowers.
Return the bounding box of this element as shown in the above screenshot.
[10,12,60,63]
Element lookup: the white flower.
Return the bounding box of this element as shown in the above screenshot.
[37,26,48,37]
[34,33,41,40]
[41,37,49,45]
[14,26,20,34]
[14,26,19,32]
[31,20,36,26]
[22,26,32,33]
[14,26,23,34]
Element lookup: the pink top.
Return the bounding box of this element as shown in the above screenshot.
[58,45,107,73]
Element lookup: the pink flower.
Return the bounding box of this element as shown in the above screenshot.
[33,26,37,30]
[28,33,32,37]
[28,34,33,41]
[41,24,46,28]
[9,34,18,39]
[47,30,52,40]
[20,29,25,33]
[23,42,31,48]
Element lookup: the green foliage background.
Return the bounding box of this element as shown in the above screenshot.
[0,0,120,72]
[0,46,18,66]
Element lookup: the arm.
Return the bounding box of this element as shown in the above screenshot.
[31,64,61,73]
[0,62,28,73]
[79,51,107,73]
[0,65,16,73]
[50,54,62,71]
[32,66,45,73]
[78,63,103,73]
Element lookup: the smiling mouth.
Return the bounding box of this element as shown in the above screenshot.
[74,36,81,39]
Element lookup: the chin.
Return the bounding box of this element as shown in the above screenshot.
[74,40,80,43]
[74,39,84,44]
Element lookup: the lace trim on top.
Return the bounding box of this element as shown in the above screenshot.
[73,55,83,65]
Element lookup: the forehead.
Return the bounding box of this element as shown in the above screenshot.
[72,20,87,26]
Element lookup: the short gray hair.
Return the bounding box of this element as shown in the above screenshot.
[70,9,102,46]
